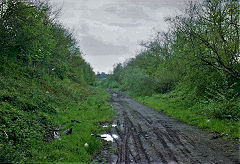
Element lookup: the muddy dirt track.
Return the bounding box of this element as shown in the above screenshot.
[96,90,239,164]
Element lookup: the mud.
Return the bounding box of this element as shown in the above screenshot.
[95,90,240,164]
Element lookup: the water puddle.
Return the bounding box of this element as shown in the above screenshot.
[102,124,117,128]
[53,131,61,140]
[100,134,119,142]
[112,134,119,139]
[98,123,119,142]
[112,124,117,128]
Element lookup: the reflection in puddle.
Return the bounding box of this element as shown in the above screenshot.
[100,134,119,142]
[112,124,117,127]
[102,124,117,128]
[112,134,119,139]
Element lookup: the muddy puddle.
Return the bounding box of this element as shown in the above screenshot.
[102,124,117,128]
[100,134,119,142]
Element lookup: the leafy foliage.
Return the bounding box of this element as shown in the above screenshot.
[0,0,95,83]
[102,0,240,124]
[0,0,106,163]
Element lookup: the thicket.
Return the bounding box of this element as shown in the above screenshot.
[0,0,101,162]
[102,0,240,122]
[0,0,95,83]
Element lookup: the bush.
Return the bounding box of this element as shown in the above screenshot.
[206,101,240,121]
[121,67,157,96]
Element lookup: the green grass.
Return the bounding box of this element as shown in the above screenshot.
[29,89,114,163]
[135,94,240,140]
[0,66,114,163]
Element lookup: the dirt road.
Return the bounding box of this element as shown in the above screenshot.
[96,90,239,164]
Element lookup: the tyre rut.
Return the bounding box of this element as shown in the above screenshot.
[102,90,239,164]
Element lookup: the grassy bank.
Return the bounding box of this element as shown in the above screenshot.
[30,89,114,163]
[135,93,239,140]
[0,1,115,162]
[0,66,114,163]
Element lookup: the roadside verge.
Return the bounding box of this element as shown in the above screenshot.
[135,95,239,140]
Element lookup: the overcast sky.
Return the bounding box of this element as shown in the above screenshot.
[50,0,189,73]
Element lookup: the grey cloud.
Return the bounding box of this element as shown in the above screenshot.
[117,6,151,20]
[103,3,152,21]
[104,6,118,14]
[50,0,188,72]
[81,35,129,56]
[79,24,89,34]
[126,0,186,10]
[108,22,142,28]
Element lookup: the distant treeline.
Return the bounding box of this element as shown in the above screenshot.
[100,0,240,121]
[97,72,108,80]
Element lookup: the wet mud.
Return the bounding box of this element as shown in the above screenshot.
[95,90,239,164]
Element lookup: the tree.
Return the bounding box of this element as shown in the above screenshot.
[169,0,240,80]
[0,0,55,64]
